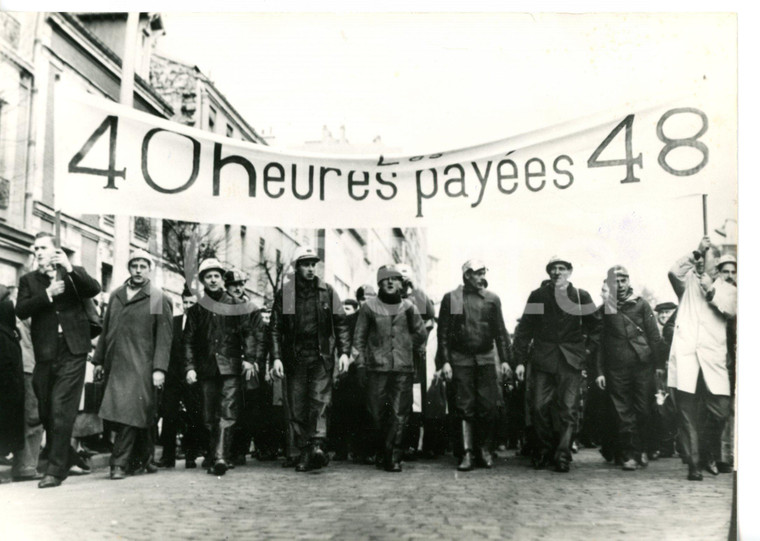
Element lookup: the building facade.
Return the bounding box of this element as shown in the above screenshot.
[0,12,170,297]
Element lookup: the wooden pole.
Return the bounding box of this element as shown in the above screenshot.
[112,12,140,286]
[702,194,708,236]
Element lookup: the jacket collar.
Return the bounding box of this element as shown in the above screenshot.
[115,280,152,305]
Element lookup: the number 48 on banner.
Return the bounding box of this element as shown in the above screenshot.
[587,108,709,183]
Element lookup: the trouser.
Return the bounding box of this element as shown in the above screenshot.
[32,336,87,479]
[201,375,241,462]
[12,373,44,477]
[675,371,730,469]
[160,371,205,461]
[532,360,582,463]
[652,372,679,456]
[231,387,257,458]
[585,382,619,459]
[607,363,654,461]
[403,350,428,452]
[451,363,499,452]
[285,350,332,450]
[251,381,285,457]
[720,396,735,466]
[329,365,366,456]
[110,423,154,470]
[367,371,413,461]
[280,375,298,460]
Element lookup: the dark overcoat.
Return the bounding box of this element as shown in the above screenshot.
[92,281,173,428]
[0,297,24,455]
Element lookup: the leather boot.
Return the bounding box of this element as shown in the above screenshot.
[296,448,312,472]
[311,440,329,469]
[209,426,230,475]
[477,446,494,468]
[458,420,474,472]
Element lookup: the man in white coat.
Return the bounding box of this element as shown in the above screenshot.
[667,237,737,481]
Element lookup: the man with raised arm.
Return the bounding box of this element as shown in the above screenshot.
[667,237,736,481]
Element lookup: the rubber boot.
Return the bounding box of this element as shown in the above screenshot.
[209,426,230,476]
[458,420,474,472]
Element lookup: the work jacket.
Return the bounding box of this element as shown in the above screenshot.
[183,290,262,379]
[269,275,351,370]
[353,297,427,373]
[436,284,513,369]
[596,293,664,377]
[513,282,600,372]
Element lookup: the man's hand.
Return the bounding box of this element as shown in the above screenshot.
[698,236,711,253]
[441,362,453,382]
[338,354,350,375]
[186,369,197,385]
[51,249,73,272]
[699,272,714,294]
[153,370,165,388]
[93,365,104,381]
[271,359,284,379]
[596,375,606,391]
[47,280,65,298]
[500,362,513,380]
[242,361,256,381]
[515,364,525,382]
[264,368,272,384]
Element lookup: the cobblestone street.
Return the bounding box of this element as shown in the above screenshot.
[0,449,733,541]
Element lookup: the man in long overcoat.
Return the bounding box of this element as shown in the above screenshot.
[92,250,173,479]
[16,232,101,488]
[667,237,736,480]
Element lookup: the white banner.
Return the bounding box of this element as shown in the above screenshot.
[54,89,721,227]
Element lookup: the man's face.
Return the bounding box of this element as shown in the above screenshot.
[33,236,56,268]
[615,275,630,299]
[379,276,403,296]
[182,295,197,311]
[657,309,675,326]
[465,268,487,289]
[720,263,737,284]
[297,260,317,281]
[343,303,356,316]
[227,282,245,299]
[202,270,223,292]
[128,260,151,285]
[548,264,571,288]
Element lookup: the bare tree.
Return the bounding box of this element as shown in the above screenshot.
[162,220,223,278]
[248,247,299,306]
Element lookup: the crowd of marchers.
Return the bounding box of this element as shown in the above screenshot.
[0,233,736,488]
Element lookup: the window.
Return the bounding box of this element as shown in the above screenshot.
[226,124,234,138]
[208,105,217,131]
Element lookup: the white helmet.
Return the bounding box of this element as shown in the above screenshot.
[198,258,225,280]
[293,246,320,264]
